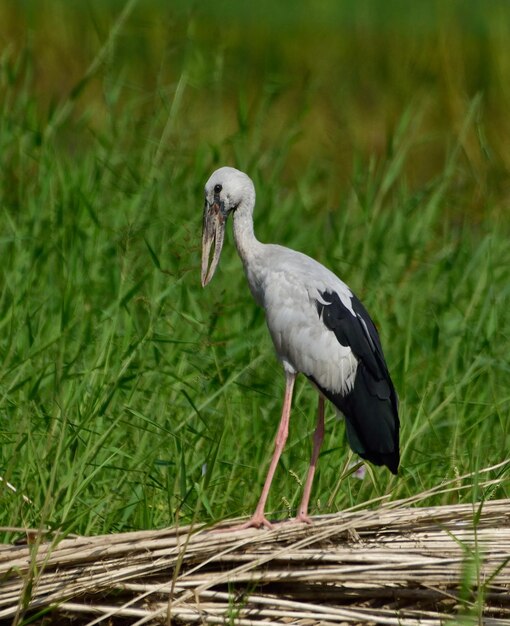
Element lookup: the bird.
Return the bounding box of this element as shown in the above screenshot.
[201,166,399,530]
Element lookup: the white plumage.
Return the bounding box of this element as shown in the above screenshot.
[260,246,358,395]
[201,166,399,530]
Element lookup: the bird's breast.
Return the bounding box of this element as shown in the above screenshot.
[263,277,358,396]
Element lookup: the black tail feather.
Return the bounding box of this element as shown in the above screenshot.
[308,361,400,475]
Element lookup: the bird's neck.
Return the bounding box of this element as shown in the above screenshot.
[232,202,262,265]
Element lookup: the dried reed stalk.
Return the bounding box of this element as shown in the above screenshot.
[1,461,509,625]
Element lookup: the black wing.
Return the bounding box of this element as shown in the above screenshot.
[310,290,400,474]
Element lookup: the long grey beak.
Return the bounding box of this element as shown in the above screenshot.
[201,201,226,287]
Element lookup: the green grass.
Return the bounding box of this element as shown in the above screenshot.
[1,1,509,541]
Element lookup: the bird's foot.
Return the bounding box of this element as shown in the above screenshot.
[212,513,274,533]
[290,512,313,525]
[237,514,274,530]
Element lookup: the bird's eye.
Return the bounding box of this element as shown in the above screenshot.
[214,184,222,194]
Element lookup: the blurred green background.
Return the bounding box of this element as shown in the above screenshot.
[3,0,510,203]
[0,0,509,536]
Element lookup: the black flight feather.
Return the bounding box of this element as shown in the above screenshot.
[311,290,400,474]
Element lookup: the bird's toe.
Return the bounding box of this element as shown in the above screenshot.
[245,514,274,530]
[292,513,313,525]
[213,514,274,533]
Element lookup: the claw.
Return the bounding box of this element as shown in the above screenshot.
[291,513,313,525]
[212,514,274,533]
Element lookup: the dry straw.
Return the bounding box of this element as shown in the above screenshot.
[1,461,509,625]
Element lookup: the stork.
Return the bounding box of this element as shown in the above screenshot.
[201,166,399,530]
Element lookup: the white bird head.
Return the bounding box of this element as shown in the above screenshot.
[201,167,255,287]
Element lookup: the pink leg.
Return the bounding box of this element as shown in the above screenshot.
[295,393,325,524]
[222,372,296,531]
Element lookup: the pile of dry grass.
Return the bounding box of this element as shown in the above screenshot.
[1,462,509,626]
